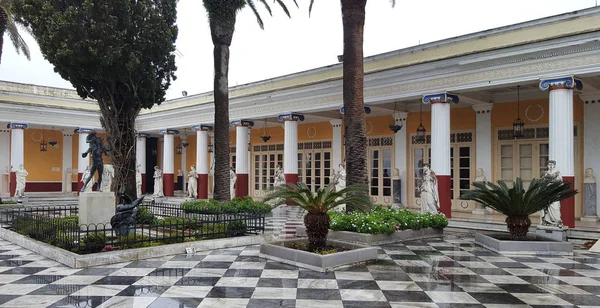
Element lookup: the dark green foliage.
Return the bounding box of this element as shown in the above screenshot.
[14,0,178,198]
[80,233,106,254]
[182,197,272,214]
[461,177,578,218]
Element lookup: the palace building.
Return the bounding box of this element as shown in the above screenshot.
[2,7,600,229]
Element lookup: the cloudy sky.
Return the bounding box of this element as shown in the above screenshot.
[1,0,597,100]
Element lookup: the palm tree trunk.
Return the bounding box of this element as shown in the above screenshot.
[0,10,7,65]
[304,212,330,252]
[341,0,368,211]
[207,8,237,202]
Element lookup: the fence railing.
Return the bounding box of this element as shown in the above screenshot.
[1,202,265,254]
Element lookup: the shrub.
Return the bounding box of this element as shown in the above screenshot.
[181,197,272,214]
[329,206,448,235]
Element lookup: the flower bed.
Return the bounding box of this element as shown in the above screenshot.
[329,206,448,234]
[182,197,272,214]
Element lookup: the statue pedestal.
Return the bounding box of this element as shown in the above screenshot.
[392,179,403,209]
[79,192,115,228]
[535,225,567,242]
[583,183,598,222]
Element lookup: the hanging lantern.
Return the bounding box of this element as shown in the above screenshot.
[176,144,183,155]
[513,85,525,139]
[415,103,426,143]
[389,102,403,133]
[260,118,271,142]
[40,126,47,152]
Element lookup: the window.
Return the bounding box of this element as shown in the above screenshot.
[368,137,394,205]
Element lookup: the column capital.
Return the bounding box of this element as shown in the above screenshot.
[230,120,254,127]
[192,125,213,131]
[340,106,371,114]
[159,129,179,135]
[137,133,150,138]
[539,76,583,91]
[330,119,342,127]
[422,92,459,104]
[472,104,493,114]
[74,127,93,134]
[278,113,305,122]
[7,123,28,129]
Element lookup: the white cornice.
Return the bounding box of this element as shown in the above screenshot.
[0,102,101,129]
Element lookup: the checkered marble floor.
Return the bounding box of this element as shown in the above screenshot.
[0,234,598,307]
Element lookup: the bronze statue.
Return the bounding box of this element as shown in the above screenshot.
[111,194,145,236]
[80,131,112,192]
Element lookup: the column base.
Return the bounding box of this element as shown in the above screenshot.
[284,174,299,206]
[580,216,599,222]
[164,173,174,197]
[236,174,249,198]
[9,172,16,197]
[77,173,83,196]
[141,174,146,194]
[198,174,208,199]
[561,176,575,228]
[437,175,452,218]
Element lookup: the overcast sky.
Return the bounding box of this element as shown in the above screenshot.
[1,0,597,100]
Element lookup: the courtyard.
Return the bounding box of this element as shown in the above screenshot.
[0,230,596,308]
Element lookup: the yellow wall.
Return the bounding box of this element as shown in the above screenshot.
[23,129,62,181]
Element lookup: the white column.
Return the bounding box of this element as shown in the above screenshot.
[582,94,600,215]
[280,114,304,184]
[136,133,148,174]
[540,76,580,228]
[423,93,458,218]
[393,112,408,206]
[162,131,175,175]
[181,135,187,193]
[330,119,343,169]
[77,128,92,175]
[62,132,73,192]
[235,124,250,175]
[9,123,27,197]
[473,104,493,181]
[196,127,209,175]
[0,128,10,196]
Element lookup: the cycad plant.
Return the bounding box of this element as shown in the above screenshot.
[263,182,371,252]
[461,177,577,239]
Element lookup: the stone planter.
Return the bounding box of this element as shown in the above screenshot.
[296,226,443,245]
[259,239,378,272]
[475,233,573,256]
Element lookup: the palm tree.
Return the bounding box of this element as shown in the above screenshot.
[308,1,395,210]
[264,182,371,252]
[203,0,296,202]
[0,0,30,64]
[461,177,577,239]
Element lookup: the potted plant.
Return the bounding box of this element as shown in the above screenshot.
[461,177,577,239]
[263,182,370,252]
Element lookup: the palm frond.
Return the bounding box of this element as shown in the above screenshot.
[257,0,272,16]
[245,0,265,29]
[308,0,315,16]
[263,182,371,214]
[461,177,577,217]
[273,0,295,18]
[390,0,396,8]
[0,0,31,60]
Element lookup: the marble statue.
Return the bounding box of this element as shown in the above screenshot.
[136,165,142,197]
[541,160,564,228]
[81,166,94,192]
[392,168,401,180]
[473,168,492,214]
[273,164,285,187]
[330,164,347,212]
[210,159,215,196]
[153,166,164,197]
[584,168,597,218]
[100,164,114,192]
[14,165,28,198]
[65,168,73,193]
[230,167,237,198]
[419,164,439,214]
[80,131,111,192]
[188,165,198,199]
[110,195,145,236]
[177,169,183,177]
[474,168,486,182]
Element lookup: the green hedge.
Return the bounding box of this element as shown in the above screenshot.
[329,206,449,235]
[181,197,272,214]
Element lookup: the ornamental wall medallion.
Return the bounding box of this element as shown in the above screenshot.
[525,104,544,122]
[307,127,317,139]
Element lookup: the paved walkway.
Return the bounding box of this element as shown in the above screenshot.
[0,233,597,307]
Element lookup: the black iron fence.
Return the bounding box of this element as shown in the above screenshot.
[0,202,265,254]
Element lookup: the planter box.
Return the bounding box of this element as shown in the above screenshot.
[0,227,271,268]
[296,226,443,245]
[475,233,573,256]
[259,239,378,272]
